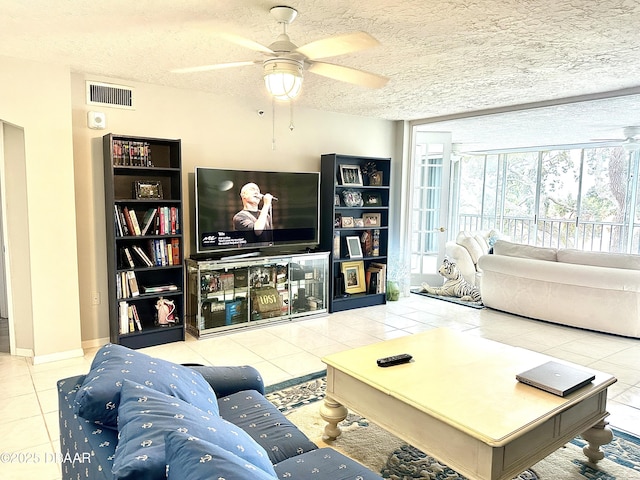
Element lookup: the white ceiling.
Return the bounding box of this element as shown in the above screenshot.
[2,0,640,151]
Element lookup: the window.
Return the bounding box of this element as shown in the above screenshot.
[453,146,639,253]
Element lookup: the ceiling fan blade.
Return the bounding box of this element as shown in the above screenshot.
[296,32,380,60]
[171,61,259,74]
[217,33,274,55]
[308,62,389,89]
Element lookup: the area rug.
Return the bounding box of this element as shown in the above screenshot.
[411,288,485,309]
[265,374,640,480]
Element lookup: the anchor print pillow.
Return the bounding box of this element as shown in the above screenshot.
[112,380,275,480]
[74,343,219,429]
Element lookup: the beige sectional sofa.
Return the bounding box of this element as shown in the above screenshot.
[477,240,640,338]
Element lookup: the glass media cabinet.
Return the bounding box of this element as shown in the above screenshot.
[186,251,329,338]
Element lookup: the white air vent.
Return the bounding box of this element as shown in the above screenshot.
[86,81,134,109]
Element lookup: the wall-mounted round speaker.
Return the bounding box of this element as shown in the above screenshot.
[88,111,106,130]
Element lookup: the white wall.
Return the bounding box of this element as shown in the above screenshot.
[70,73,396,345]
[0,56,83,361]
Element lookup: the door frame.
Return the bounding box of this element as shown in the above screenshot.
[400,128,453,287]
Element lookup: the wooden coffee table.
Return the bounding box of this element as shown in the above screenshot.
[320,328,617,480]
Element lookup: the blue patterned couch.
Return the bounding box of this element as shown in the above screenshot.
[58,344,381,480]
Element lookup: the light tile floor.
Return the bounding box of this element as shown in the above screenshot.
[1,294,640,479]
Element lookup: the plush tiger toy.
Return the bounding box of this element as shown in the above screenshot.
[420,259,482,303]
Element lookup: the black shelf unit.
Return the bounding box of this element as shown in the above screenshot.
[320,153,391,312]
[103,134,185,348]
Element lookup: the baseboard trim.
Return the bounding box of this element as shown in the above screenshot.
[82,337,110,350]
[32,348,84,365]
[14,347,33,358]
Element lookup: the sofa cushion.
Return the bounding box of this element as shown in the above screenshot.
[165,430,277,480]
[113,380,275,480]
[557,249,640,271]
[218,389,317,464]
[274,447,384,479]
[456,231,484,264]
[74,343,218,429]
[493,240,557,261]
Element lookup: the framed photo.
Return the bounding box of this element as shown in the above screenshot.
[363,192,382,206]
[369,171,383,186]
[134,180,163,199]
[334,194,340,207]
[341,260,366,294]
[345,236,363,258]
[354,218,364,228]
[363,213,381,227]
[339,165,363,186]
[341,216,354,228]
[334,213,342,228]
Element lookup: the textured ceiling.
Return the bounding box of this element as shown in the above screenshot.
[2,0,640,151]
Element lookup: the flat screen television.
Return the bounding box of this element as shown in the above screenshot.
[194,167,320,256]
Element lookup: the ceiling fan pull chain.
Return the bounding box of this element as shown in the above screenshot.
[289,100,295,132]
[272,96,277,151]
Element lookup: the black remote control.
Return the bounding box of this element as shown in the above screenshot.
[376,353,413,367]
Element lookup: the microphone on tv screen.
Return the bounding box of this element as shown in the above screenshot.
[257,194,278,201]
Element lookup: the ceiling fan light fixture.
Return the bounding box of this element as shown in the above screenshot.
[263,58,303,100]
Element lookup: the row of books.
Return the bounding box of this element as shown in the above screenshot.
[112,140,152,167]
[117,269,179,299]
[115,205,180,237]
[366,262,387,294]
[119,301,143,334]
[121,238,180,268]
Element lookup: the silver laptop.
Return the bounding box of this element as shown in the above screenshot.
[516,361,595,397]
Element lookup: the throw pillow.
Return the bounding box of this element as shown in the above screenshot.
[113,380,275,480]
[165,430,277,480]
[457,234,484,264]
[493,240,558,261]
[74,343,219,429]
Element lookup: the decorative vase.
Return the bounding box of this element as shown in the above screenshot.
[386,281,400,301]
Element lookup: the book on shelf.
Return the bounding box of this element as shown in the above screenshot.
[129,209,142,236]
[166,242,173,266]
[122,247,135,268]
[119,301,129,334]
[132,245,154,267]
[126,270,140,297]
[142,284,178,294]
[114,205,130,236]
[122,207,136,236]
[366,262,387,294]
[132,305,143,331]
[112,139,152,167]
[128,305,135,333]
[171,238,180,265]
[140,208,157,235]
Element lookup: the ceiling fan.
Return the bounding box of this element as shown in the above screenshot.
[592,126,640,151]
[171,5,389,100]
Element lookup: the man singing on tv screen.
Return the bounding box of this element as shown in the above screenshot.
[233,182,275,244]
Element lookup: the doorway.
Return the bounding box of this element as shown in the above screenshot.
[404,130,452,287]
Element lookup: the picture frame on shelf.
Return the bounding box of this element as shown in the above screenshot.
[134,180,163,199]
[341,216,354,228]
[341,260,366,294]
[363,192,382,206]
[369,171,383,186]
[354,218,364,228]
[334,194,340,206]
[363,213,381,227]
[334,213,342,228]
[339,165,363,186]
[346,236,363,258]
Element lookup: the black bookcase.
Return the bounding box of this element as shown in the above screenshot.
[103,134,185,348]
[320,154,391,312]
